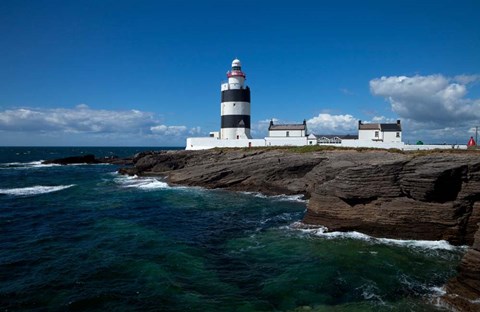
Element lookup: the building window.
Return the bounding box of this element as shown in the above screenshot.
[374,131,379,138]
[309,141,313,145]
[286,131,290,137]
[396,132,400,138]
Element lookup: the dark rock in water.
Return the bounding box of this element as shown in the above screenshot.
[43,154,133,165]
[43,154,100,165]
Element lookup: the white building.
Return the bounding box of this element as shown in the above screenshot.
[358,120,402,143]
[268,120,307,137]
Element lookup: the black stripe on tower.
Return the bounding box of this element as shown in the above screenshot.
[221,88,251,102]
[221,115,251,128]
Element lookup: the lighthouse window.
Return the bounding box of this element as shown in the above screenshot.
[374,131,379,138]
[286,131,290,137]
[396,132,400,138]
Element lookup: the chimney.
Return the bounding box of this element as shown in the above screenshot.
[358,120,362,128]
[397,120,401,125]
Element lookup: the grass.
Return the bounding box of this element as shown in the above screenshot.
[209,145,480,156]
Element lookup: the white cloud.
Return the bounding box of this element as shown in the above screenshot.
[251,118,279,137]
[369,74,480,124]
[454,74,480,85]
[0,105,202,145]
[306,113,357,134]
[188,126,203,135]
[339,88,355,95]
[370,116,397,123]
[150,125,188,136]
[0,105,158,133]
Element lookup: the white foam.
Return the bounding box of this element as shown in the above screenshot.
[356,283,385,304]
[260,212,300,225]
[429,286,446,297]
[241,192,307,203]
[115,175,170,190]
[0,160,60,169]
[0,184,75,196]
[286,222,465,251]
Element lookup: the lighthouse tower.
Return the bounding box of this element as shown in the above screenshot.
[220,59,252,139]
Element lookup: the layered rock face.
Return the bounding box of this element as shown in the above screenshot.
[303,153,480,246]
[121,149,480,245]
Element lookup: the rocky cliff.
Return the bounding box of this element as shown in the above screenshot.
[443,226,480,311]
[119,147,480,309]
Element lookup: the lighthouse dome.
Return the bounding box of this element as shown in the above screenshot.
[232,59,241,68]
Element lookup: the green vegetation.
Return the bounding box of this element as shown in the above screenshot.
[209,145,480,156]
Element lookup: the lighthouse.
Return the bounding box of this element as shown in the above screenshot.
[220,59,252,139]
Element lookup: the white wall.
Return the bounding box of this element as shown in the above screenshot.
[383,131,402,142]
[268,129,305,137]
[187,136,309,150]
[359,129,402,143]
[358,129,380,141]
[307,139,316,145]
[265,137,308,146]
[186,137,265,150]
[330,140,404,149]
[220,128,251,140]
[187,137,465,151]
[319,140,465,150]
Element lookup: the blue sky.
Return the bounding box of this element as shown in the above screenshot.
[1,0,479,146]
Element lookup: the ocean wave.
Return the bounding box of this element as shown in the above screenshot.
[0,160,112,170]
[286,222,465,251]
[260,212,302,225]
[241,192,307,203]
[0,184,75,196]
[0,160,60,170]
[114,175,170,190]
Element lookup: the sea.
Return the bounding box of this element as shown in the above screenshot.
[0,147,467,311]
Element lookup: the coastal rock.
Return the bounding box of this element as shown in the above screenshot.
[303,153,480,245]
[443,225,480,312]
[43,154,132,165]
[42,154,100,165]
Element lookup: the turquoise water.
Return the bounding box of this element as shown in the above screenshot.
[0,147,465,311]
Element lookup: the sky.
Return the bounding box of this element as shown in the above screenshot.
[0,0,479,146]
